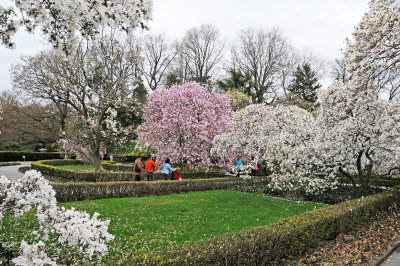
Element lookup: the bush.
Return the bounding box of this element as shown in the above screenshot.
[339,177,400,187]
[51,177,268,202]
[32,159,229,182]
[0,162,21,167]
[0,151,73,162]
[233,183,384,204]
[111,191,400,265]
[2,142,22,151]
[31,159,134,182]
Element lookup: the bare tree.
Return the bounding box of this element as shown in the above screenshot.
[179,24,224,85]
[330,56,351,83]
[11,51,70,131]
[231,27,289,104]
[139,34,178,91]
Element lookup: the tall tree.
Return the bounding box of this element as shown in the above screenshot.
[345,0,400,83]
[231,27,289,104]
[11,35,144,170]
[140,33,178,91]
[178,24,224,86]
[216,69,252,95]
[288,63,321,103]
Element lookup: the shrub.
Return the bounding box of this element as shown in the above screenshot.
[0,151,73,162]
[32,159,228,182]
[51,177,268,202]
[233,183,384,204]
[338,177,400,187]
[111,191,400,265]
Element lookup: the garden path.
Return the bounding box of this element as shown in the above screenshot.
[381,243,400,266]
[0,162,31,181]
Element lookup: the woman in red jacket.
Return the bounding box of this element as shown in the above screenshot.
[145,154,158,181]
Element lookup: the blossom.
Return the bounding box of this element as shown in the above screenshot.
[138,82,232,166]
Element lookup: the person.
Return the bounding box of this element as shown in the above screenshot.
[162,158,175,180]
[235,158,244,177]
[145,154,158,181]
[134,156,142,181]
[250,156,258,177]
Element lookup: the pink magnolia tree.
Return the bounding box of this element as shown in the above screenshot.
[138,82,232,166]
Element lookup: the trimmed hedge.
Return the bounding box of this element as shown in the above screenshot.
[31,160,134,182]
[51,177,267,202]
[0,151,73,162]
[31,159,228,182]
[109,190,400,265]
[339,177,400,187]
[0,162,21,166]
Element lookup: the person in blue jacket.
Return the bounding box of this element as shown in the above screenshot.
[162,158,176,180]
[235,158,244,177]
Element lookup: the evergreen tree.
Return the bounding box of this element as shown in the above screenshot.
[217,69,253,96]
[288,63,321,103]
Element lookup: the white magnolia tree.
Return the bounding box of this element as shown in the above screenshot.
[345,0,400,81]
[0,0,153,54]
[0,170,114,265]
[211,104,337,194]
[312,79,400,190]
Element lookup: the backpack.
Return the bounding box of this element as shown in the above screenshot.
[134,163,140,172]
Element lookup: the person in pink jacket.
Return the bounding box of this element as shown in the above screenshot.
[134,157,142,181]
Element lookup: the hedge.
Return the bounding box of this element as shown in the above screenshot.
[0,151,74,162]
[51,177,267,202]
[339,177,400,187]
[31,159,228,182]
[108,190,400,265]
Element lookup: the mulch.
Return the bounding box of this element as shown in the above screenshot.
[284,205,400,265]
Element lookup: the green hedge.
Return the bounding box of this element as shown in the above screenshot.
[339,177,400,187]
[0,151,73,162]
[31,159,228,182]
[109,191,400,265]
[31,160,134,182]
[51,177,267,202]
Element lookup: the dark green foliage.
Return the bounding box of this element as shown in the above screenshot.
[0,151,73,162]
[51,177,267,202]
[165,73,182,88]
[217,69,252,94]
[233,184,384,204]
[338,177,400,188]
[109,191,400,265]
[17,166,30,173]
[288,63,321,103]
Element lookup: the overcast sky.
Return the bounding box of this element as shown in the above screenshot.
[0,0,370,92]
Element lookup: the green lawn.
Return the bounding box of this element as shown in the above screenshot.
[0,190,325,262]
[55,165,95,171]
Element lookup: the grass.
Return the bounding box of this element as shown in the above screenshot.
[55,165,95,171]
[0,190,326,262]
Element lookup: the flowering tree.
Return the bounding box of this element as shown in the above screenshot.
[345,0,400,81]
[312,80,400,190]
[12,36,144,171]
[0,0,152,54]
[0,170,114,265]
[138,82,232,166]
[211,104,336,194]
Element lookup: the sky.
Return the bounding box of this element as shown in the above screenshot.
[0,0,370,92]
